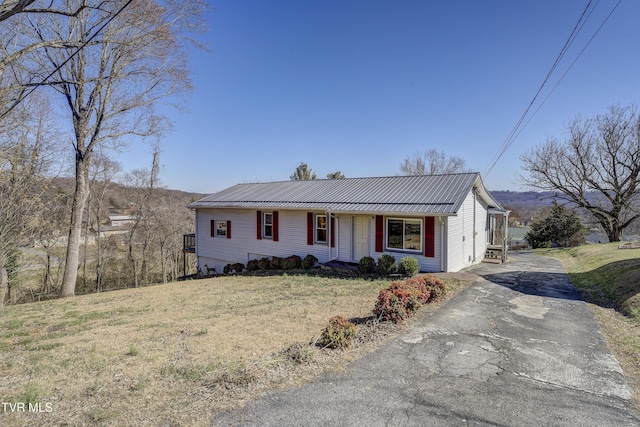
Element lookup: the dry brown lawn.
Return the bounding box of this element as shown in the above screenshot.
[0,272,474,426]
[540,244,640,410]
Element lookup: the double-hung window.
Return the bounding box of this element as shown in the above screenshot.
[386,218,422,252]
[316,214,327,243]
[263,212,273,239]
[216,221,227,237]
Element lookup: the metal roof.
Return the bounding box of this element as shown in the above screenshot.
[188,173,503,215]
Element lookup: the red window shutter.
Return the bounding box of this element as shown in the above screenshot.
[273,211,279,242]
[307,212,314,245]
[330,216,335,248]
[210,219,215,238]
[256,211,262,240]
[425,216,435,258]
[375,215,384,252]
[227,221,231,239]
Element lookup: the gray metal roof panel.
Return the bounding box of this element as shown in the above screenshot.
[188,173,501,215]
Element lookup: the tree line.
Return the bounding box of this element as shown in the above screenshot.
[0,0,208,303]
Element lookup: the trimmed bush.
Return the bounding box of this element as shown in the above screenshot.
[358,256,376,274]
[422,274,447,301]
[374,275,446,323]
[377,254,397,275]
[246,259,260,271]
[301,254,318,270]
[398,256,419,277]
[269,256,282,270]
[374,287,408,323]
[281,255,302,270]
[231,263,245,274]
[257,257,270,270]
[319,315,357,349]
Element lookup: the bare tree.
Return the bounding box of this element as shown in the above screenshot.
[521,104,640,242]
[400,149,470,176]
[0,0,35,22]
[20,0,207,297]
[290,162,317,180]
[85,152,121,292]
[0,94,61,304]
[0,1,88,22]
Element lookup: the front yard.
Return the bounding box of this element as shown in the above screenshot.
[0,272,472,426]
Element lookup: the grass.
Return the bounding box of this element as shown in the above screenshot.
[538,243,640,318]
[538,243,640,407]
[1,273,475,426]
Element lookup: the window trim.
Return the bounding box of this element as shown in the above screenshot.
[385,217,423,253]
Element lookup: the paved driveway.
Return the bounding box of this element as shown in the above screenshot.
[212,252,639,426]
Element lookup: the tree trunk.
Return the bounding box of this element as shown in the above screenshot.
[43,250,51,294]
[60,158,90,297]
[609,227,621,242]
[95,233,102,292]
[0,257,8,307]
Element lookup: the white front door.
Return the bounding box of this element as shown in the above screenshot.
[353,216,369,262]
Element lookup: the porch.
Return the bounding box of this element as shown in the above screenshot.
[483,209,509,264]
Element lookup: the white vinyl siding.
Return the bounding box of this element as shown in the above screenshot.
[446,191,486,272]
[337,215,352,262]
[196,209,335,272]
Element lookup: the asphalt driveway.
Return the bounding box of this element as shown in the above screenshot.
[211,252,639,426]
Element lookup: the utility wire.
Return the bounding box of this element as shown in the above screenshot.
[483,0,622,178]
[507,1,622,148]
[483,0,597,177]
[0,0,135,122]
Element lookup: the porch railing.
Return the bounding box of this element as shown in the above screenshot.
[183,233,196,253]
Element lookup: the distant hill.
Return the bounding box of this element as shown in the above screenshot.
[490,190,557,207]
[49,176,207,206]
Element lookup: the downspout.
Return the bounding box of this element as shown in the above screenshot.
[504,211,510,262]
[472,189,477,263]
[440,217,446,272]
[326,210,332,262]
[194,210,199,269]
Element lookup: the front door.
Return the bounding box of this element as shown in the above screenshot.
[353,216,369,262]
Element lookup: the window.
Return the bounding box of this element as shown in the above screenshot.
[263,212,273,238]
[216,221,227,237]
[386,218,422,252]
[316,214,327,243]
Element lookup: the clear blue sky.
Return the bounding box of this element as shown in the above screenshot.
[122,0,640,194]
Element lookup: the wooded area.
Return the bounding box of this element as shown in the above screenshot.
[0,0,208,304]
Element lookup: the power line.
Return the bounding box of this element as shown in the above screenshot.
[0,0,135,122]
[483,0,622,178]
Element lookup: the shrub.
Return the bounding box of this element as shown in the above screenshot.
[374,276,445,323]
[257,257,270,270]
[246,259,260,271]
[422,274,447,301]
[525,201,586,248]
[377,254,397,275]
[404,277,432,304]
[301,254,318,269]
[398,256,419,277]
[358,256,376,274]
[281,255,302,270]
[374,287,408,323]
[231,263,245,273]
[223,264,232,274]
[269,256,282,270]
[319,315,357,349]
